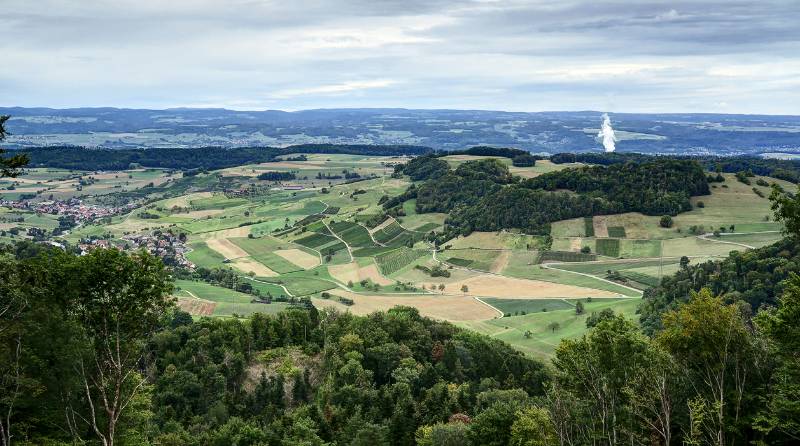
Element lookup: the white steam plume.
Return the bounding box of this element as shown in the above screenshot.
[597,113,617,152]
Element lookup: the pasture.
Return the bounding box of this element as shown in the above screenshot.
[7,152,791,360]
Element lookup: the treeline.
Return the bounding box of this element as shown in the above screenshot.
[387,156,708,237]
[12,144,431,171]
[257,171,296,181]
[551,152,800,183]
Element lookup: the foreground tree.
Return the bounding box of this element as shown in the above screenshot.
[551,316,662,445]
[657,289,762,446]
[0,116,28,178]
[754,274,800,440]
[68,249,173,446]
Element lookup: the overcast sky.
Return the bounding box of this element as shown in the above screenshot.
[2,0,799,114]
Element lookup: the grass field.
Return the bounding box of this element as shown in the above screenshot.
[174,279,292,318]
[7,154,790,361]
[460,297,641,359]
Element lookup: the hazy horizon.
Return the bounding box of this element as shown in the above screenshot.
[3,105,800,118]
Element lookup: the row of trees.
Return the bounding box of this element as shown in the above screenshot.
[11,144,430,172]
[550,151,800,184]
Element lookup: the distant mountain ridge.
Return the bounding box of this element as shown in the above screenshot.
[2,106,800,156]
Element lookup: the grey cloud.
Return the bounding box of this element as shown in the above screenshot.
[1,0,799,113]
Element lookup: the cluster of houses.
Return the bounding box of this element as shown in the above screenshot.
[224,184,305,198]
[0,198,138,223]
[77,231,195,269]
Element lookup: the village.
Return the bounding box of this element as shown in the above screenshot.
[77,230,195,269]
[0,197,139,223]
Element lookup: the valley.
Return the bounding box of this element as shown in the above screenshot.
[2,149,786,359]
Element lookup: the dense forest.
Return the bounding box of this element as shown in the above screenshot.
[11,144,430,171]
[551,152,800,183]
[3,234,800,445]
[387,157,708,237]
[522,159,709,216]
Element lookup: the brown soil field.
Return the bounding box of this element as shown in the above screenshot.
[441,274,619,298]
[569,238,583,251]
[329,262,395,286]
[199,226,252,240]
[206,238,250,259]
[490,250,511,273]
[176,295,216,315]
[312,291,498,321]
[274,248,320,269]
[593,216,610,238]
[230,257,278,277]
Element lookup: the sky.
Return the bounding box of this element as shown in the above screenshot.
[2,0,800,114]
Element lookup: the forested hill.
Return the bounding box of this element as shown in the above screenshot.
[385,156,709,237]
[11,144,431,171]
[551,152,800,183]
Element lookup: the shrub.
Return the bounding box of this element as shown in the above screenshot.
[659,215,673,228]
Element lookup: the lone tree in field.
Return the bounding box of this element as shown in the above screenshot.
[659,215,673,228]
[0,116,29,178]
[461,285,469,293]
[575,301,585,315]
[548,321,560,333]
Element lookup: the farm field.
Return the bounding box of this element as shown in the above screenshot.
[5,151,790,360]
[459,297,641,359]
[174,279,292,318]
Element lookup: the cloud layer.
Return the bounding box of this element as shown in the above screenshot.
[2,0,799,113]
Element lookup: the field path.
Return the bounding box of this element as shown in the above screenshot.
[540,263,643,297]
[322,220,353,262]
[369,217,395,234]
[360,222,387,247]
[696,230,781,250]
[475,297,504,318]
[432,247,622,298]
[243,276,294,298]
